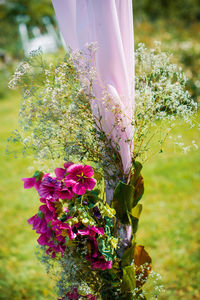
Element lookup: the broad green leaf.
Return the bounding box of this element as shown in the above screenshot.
[130,204,143,234]
[121,242,136,267]
[131,204,143,219]
[112,181,135,224]
[121,266,136,297]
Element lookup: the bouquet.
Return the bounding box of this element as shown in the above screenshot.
[9,43,198,299]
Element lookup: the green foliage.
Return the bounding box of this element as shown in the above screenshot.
[0,0,54,57]
[121,266,136,299]
[130,204,143,234]
[121,242,136,268]
[133,0,200,22]
[112,181,136,224]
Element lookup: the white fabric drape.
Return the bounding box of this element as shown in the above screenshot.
[52,0,134,174]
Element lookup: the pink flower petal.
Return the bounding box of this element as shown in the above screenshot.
[59,188,74,200]
[22,177,35,189]
[78,228,90,236]
[27,215,37,225]
[83,178,96,190]
[72,182,86,195]
[67,163,83,175]
[90,226,104,236]
[37,234,49,246]
[34,179,41,191]
[54,168,66,180]
[64,162,74,169]
[83,165,94,177]
[64,177,77,188]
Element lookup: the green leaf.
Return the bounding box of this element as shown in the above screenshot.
[131,204,142,219]
[130,161,143,186]
[130,204,143,234]
[121,242,136,267]
[112,182,136,224]
[33,170,44,181]
[97,237,114,261]
[121,266,136,298]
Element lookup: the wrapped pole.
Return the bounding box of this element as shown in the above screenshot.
[52,0,135,250]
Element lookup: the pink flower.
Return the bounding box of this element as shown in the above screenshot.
[27,213,48,234]
[22,177,35,189]
[65,164,96,195]
[39,203,56,223]
[22,177,41,191]
[51,220,78,241]
[59,186,74,200]
[85,237,112,270]
[59,289,96,300]
[90,257,112,270]
[38,176,61,201]
[46,242,66,258]
[66,288,79,300]
[78,226,104,237]
[54,162,73,180]
[54,168,66,180]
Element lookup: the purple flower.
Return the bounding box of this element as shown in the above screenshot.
[38,176,61,201]
[65,164,96,195]
[93,206,101,219]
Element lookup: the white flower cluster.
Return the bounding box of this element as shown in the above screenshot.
[8,42,198,176]
[133,42,198,161]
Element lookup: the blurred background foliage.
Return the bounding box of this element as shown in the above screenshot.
[0,0,200,299]
[134,0,200,22]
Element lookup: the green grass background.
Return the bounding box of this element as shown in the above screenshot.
[0,22,200,299]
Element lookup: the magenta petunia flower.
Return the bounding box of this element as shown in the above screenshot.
[39,204,56,223]
[27,213,48,234]
[59,186,74,200]
[54,162,73,180]
[78,226,104,237]
[85,237,112,270]
[38,176,61,201]
[46,242,66,258]
[54,168,66,180]
[90,256,112,270]
[59,289,96,300]
[51,220,78,241]
[22,177,36,189]
[65,164,96,195]
[22,177,41,190]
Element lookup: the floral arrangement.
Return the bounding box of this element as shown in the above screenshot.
[23,160,152,299]
[9,43,198,299]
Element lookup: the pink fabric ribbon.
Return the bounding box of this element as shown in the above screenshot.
[52,0,135,174]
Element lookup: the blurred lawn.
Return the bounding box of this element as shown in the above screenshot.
[0,21,200,300]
